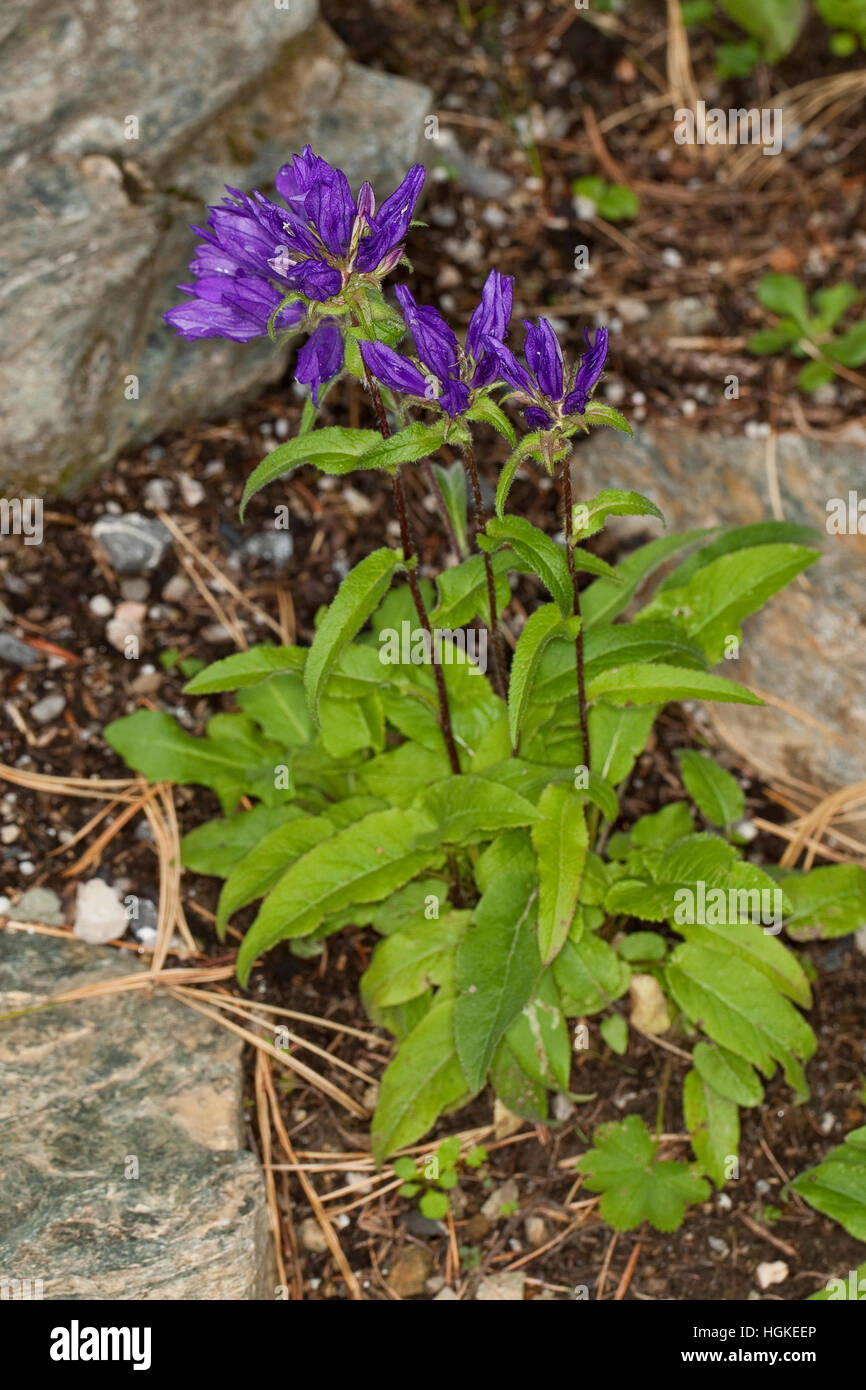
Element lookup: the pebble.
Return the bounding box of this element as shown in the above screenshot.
[708,1236,730,1257]
[274,419,290,440]
[19,861,34,875]
[405,1210,446,1239]
[756,1260,789,1290]
[386,1246,433,1298]
[162,574,192,602]
[525,1215,547,1248]
[475,1272,526,1302]
[131,671,161,696]
[120,578,150,602]
[89,594,114,617]
[1,824,19,844]
[434,1286,459,1301]
[0,632,38,667]
[299,1218,329,1254]
[8,887,65,925]
[73,878,128,944]
[202,623,233,644]
[143,479,172,511]
[716,1192,733,1212]
[179,475,205,507]
[93,513,171,573]
[106,601,146,653]
[661,247,683,269]
[481,1179,519,1221]
[0,895,10,915]
[30,693,66,724]
[819,1111,836,1135]
[241,531,293,566]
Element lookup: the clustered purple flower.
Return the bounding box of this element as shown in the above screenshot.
[165,147,609,429]
[359,270,513,416]
[486,321,609,431]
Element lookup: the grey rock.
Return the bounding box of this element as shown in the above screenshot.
[0,632,38,667]
[7,887,65,925]
[92,514,171,573]
[570,426,866,788]
[242,531,294,566]
[1,5,431,496]
[119,578,150,602]
[432,130,513,199]
[0,931,274,1299]
[30,693,66,724]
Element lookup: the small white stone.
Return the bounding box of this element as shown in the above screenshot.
[179,475,205,507]
[89,594,114,617]
[20,861,34,875]
[756,1260,789,1290]
[661,247,683,269]
[1,824,20,844]
[73,878,128,944]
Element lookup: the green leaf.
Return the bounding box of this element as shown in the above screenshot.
[572,488,664,541]
[490,1040,548,1122]
[318,690,384,758]
[654,521,819,597]
[495,435,542,518]
[454,871,541,1090]
[683,1069,739,1189]
[639,545,820,663]
[798,359,836,392]
[693,1041,764,1108]
[748,326,799,355]
[432,460,469,555]
[237,673,314,747]
[532,786,588,964]
[392,1156,418,1181]
[304,548,401,715]
[791,1127,866,1241]
[809,1260,866,1301]
[361,741,452,808]
[217,814,337,934]
[240,428,381,517]
[630,801,695,850]
[586,662,763,707]
[419,1189,450,1220]
[618,932,668,963]
[371,996,469,1162]
[782,864,866,940]
[181,803,303,878]
[579,404,634,436]
[357,421,448,472]
[474,829,536,894]
[582,529,709,627]
[479,516,573,618]
[597,184,640,222]
[361,911,470,1017]
[509,604,568,749]
[588,702,657,784]
[830,319,866,367]
[812,282,860,333]
[676,749,745,828]
[183,646,305,694]
[600,1013,628,1054]
[570,549,619,580]
[722,0,807,60]
[505,968,571,1091]
[577,1115,710,1232]
[429,550,512,629]
[756,272,811,328]
[554,933,631,1016]
[236,808,442,985]
[414,774,541,848]
[365,877,449,936]
[667,943,815,1089]
[464,397,517,445]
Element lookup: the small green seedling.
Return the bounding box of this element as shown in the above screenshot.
[572,176,639,223]
[748,273,866,391]
[393,1138,487,1221]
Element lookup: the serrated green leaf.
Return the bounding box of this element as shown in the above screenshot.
[782,864,866,940]
[791,1127,866,1241]
[372,996,469,1162]
[237,672,314,746]
[586,662,763,707]
[505,968,571,1091]
[183,646,306,694]
[181,802,303,878]
[361,911,470,1017]
[693,1041,764,1108]
[414,774,541,848]
[236,807,442,985]
[554,932,631,1015]
[217,813,337,935]
[532,785,588,964]
[683,1068,739,1189]
[582,529,709,627]
[588,702,657,784]
[358,420,448,471]
[600,1013,629,1054]
[479,515,573,617]
[577,1114,710,1232]
[495,434,543,518]
[572,488,664,541]
[305,548,401,715]
[580,404,634,436]
[361,741,452,808]
[240,428,381,517]
[454,871,541,1090]
[509,604,568,749]
[490,1039,548,1122]
[676,749,745,828]
[464,397,517,445]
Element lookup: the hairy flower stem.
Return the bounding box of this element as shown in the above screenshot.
[363,362,461,775]
[561,456,591,771]
[464,443,507,700]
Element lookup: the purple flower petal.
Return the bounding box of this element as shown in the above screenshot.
[359,340,430,398]
[482,336,535,395]
[564,326,609,415]
[295,322,345,405]
[524,406,553,431]
[304,167,356,258]
[356,164,425,271]
[394,284,459,381]
[524,318,563,402]
[466,269,514,385]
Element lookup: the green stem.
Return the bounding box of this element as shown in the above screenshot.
[560,455,591,771]
[363,362,461,775]
[464,441,507,701]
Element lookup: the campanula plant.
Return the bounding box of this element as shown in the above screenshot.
[106,149,866,1236]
